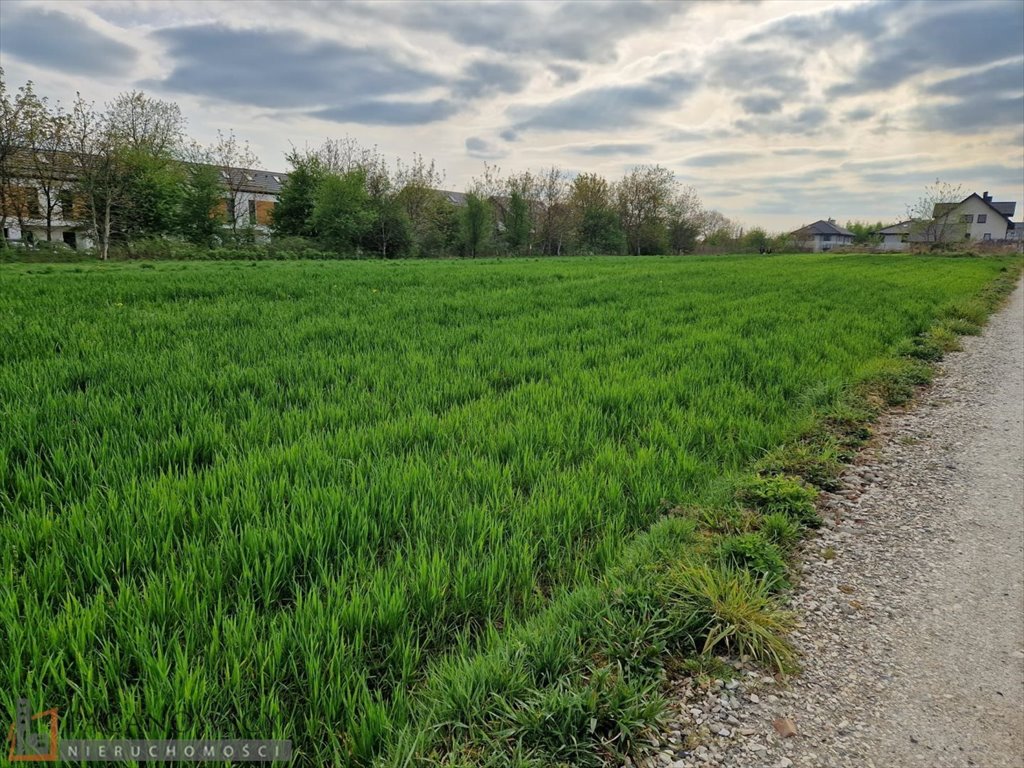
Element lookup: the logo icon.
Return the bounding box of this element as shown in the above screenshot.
[7,699,58,763]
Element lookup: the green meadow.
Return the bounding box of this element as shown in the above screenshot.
[1,253,1016,765]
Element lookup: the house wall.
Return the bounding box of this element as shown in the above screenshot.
[220,190,277,231]
[2,177,91,248]
[879,233,908,251]
[813,233,853,252]
[951,197,1010,242]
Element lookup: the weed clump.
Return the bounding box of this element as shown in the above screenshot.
[738,474,821,528]
[667,565,795,673]
[757,513,803,552]
[756,436,843,491]
[716,533,790,591]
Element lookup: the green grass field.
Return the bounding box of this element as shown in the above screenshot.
[1,253,1016,765]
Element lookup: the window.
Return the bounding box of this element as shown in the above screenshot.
[983,233,991,241]
[60,192,74,217]
[248,199,257,223]
[225,197,236,221]
[822,234,832,242]
[960,214,974,224]
[977,214,987,223]
[26,188,40,218]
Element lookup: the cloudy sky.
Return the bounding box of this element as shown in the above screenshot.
[1,0,1022,231]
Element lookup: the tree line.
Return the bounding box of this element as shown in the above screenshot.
[2,73,791,260]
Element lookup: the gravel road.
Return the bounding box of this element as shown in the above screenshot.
[639,278,1024,768]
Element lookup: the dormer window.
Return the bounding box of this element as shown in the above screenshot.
[220,170,230,179]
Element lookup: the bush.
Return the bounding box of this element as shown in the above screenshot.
[716,533,790,591]
[738,474,820,528]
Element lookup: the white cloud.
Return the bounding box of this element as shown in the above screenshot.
[0,0,1020,231]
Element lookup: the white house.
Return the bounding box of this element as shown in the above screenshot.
[217,167,286,239]
[873,192,1019,250]
[930,191,1017,243]
[2,150,287,249]
[1,151,94,249]
[791,219,855,252]
[875,220,913,251]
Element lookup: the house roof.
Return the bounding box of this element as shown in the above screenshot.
[439,190,467,206]
[794,219,855,237]
[220,167,287,195]
[933,193,1017,220]
[875,220,914,235]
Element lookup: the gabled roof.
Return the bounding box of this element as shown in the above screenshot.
[933,193,1016,220]
[875,220,914,235]
[793,219,855,237]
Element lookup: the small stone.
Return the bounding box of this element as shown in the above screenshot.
[772,717,798,738]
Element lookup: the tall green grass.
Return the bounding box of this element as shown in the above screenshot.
[0,253,1016,765]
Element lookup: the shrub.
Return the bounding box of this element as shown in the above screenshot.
[737,474,820,528]
[716,533,790,591]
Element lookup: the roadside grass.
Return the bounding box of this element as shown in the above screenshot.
[1,253,1020,766]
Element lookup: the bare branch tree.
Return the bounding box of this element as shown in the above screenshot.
[0,73,41,242]
[616,164,676,255]
[21,93,73,241]
[68,93,127,260]
[207,130,260,234]
[907,179,967,245]
[105,90,186,156]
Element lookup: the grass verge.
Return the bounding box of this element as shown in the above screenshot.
[382,259,1022,767]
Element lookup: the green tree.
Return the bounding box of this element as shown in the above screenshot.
[741,227,770,252]
[843,220,884,245]
[364,195,413,258]
[178,163,223,245]
[570,173,624,254]
[119,147,186,242]
[460,192,491,258]
[505,187,531,254]
[577,208,626,254]
[668,218,701,254]
[311,169,372,254]
[273,152,323,238]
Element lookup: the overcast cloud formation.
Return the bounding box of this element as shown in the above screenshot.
[1,0,1021,230]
